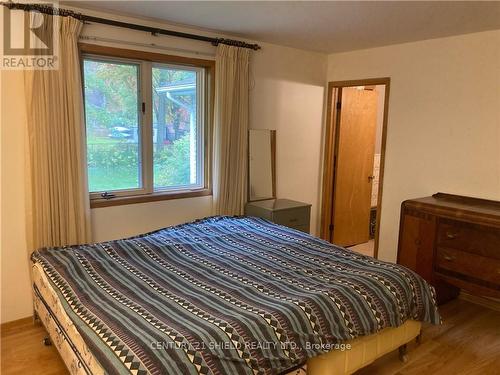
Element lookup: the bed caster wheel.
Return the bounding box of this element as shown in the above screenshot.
[399,353,409,363]
[43,336,52,346]
[33,312,41,326]
[415,332,422,345]
[398,344,409,363]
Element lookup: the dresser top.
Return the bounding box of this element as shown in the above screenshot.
[246,198,311,211]
[406,193,500,219]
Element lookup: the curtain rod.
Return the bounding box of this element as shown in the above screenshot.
[2,2,261,51]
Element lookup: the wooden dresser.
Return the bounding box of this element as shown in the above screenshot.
[397,193,500,304]
[245,199,311,233]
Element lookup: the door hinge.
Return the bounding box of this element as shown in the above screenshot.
[336,101,341,110]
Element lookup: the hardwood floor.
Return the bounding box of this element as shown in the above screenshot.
[348,239,375,257]
[356,298,500,375]
[1,317,66,375]
[1,298,499,374]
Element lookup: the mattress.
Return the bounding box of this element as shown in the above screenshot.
[33,262,103,375]
[31,216,439,374]
[33,262,422,375]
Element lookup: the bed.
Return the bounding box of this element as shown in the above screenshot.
[31,216,440,375]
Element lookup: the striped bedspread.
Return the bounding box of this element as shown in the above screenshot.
[32,216,440,375]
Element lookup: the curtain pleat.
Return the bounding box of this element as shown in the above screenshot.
[212,44,250,215]
[24,14,91,251]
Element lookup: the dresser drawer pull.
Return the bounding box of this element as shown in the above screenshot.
[443,255,456,261]
[445,231,458,239]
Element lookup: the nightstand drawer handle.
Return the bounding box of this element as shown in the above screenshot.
[446,231,458,239]
[289,218,298,223]
[443,255,456,261]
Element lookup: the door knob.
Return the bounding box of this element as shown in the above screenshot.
[368,175,375,182]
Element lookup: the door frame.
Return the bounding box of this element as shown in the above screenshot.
[320,77,391,259]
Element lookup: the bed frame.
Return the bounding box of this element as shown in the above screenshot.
[34,286,94,375]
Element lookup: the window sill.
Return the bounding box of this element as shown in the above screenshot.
[90,189,212,208]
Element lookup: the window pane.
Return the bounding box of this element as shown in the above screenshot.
[152,66,202,190]
[83,59,141,192]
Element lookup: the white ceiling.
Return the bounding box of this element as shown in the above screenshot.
[66,1,500,53]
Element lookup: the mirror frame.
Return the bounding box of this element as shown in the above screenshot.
[247,129,276,202]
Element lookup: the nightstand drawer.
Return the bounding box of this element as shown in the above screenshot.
[273,207,310,227]
[290,224,310,233]
[245,199,311,234]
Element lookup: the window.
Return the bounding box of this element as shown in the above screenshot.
[152,64,204,190]
[84,59,141,193]
[81,46,212,207]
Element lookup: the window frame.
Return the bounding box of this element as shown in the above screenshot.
[83,54,147,198]
[79,44,214,208]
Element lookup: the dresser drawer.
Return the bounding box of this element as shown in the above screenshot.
[435,247,500,286]
[272,206,310,227]
[437,219,500,260]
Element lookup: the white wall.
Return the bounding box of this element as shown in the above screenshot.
[1,70,33,323]
[0,7,327,322]
[91,197,213,242]
[249,40,326,234]
[327,30,500,262]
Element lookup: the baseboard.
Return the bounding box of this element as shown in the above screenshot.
[459,291,500,312]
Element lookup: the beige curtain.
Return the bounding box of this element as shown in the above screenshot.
[24,14,91,251]
[212,44,250,215]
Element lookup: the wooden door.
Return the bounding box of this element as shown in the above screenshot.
[332,88,378,246]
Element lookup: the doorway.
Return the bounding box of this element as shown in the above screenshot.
[320,78,390,258]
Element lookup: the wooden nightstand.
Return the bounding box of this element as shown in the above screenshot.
[245,199,311,233]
